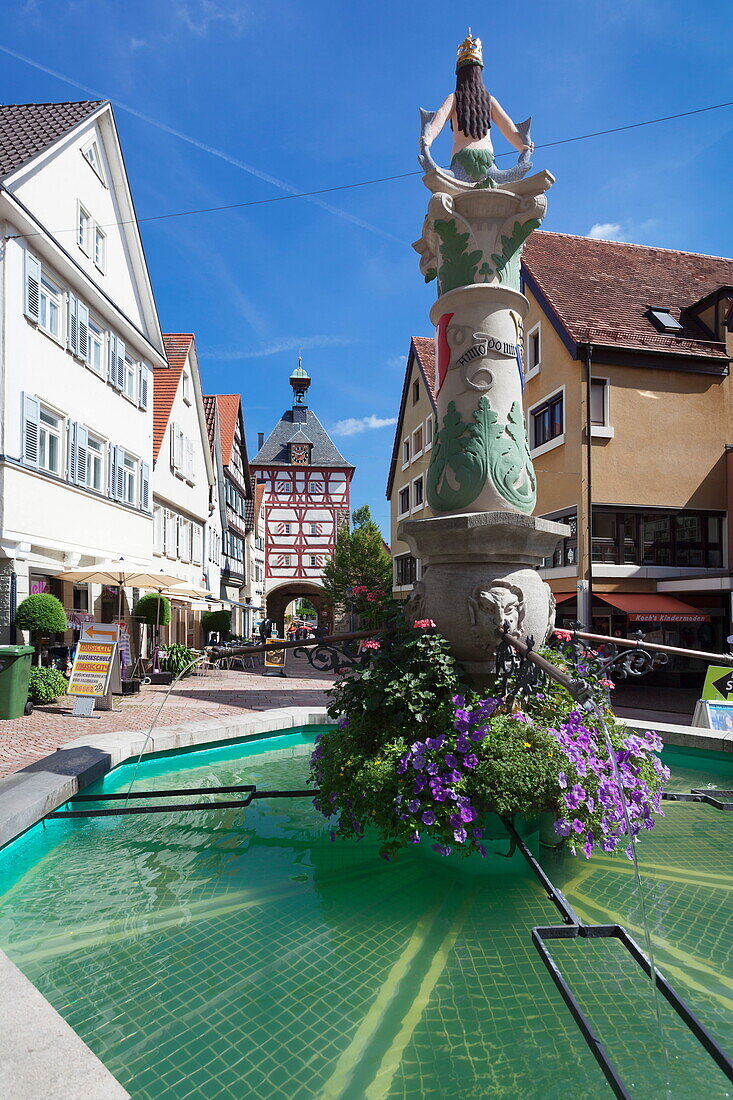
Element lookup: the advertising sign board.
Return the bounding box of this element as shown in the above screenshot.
[68,623,120,698]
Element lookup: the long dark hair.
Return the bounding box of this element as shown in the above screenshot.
[453,64,491,139]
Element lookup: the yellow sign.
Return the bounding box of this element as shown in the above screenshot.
[264,637,286,670]
[68,623,120,697]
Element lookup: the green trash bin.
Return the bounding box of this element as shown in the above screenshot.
[0,646,35,720]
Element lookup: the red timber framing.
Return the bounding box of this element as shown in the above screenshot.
[258,466,351,583]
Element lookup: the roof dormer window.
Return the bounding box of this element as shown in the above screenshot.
[647,307,683,335]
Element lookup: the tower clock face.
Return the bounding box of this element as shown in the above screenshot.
[291,444,309,465]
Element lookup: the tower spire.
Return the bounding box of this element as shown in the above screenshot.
[289,354,311,407]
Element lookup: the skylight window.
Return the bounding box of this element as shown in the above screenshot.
[647,307,683,334]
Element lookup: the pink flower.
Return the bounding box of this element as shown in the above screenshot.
[365,592,379,602]
[413,619,436,629]
[600,679,615,690]
[554,629,572,641]
[360,639,381,651]
[351,586,368,595]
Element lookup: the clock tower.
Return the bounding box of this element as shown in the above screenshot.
[251,367,355,632]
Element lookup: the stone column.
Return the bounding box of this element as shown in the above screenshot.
[401,170,569,683]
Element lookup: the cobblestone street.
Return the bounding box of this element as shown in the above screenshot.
[0,655,335,778]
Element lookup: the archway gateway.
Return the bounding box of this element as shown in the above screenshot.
[265,582,332,636]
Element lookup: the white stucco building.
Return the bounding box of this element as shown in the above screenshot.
[0,100,167,644]
[152,334,219,646]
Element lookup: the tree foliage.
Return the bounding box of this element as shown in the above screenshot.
[15,594,67,635]
[133,593,171,627]
[202,609,232,638]
[320,505,392,614]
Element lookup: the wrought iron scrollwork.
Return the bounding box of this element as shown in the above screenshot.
[292,639,372,674]
[565,622,669,682]
[496,628,549,707]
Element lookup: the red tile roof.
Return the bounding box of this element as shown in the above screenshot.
[523,232,733,361]
[0,101,105,178]
[202,395,218,459]
[153,334,193,461]
[411,336,436,398]
[254,481,266,519]
[385,337,438,498]
[207,394,240,467]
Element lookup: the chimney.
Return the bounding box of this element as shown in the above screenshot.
[257,432,264,450]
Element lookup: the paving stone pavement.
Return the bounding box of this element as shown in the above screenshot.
[0,656,335,778]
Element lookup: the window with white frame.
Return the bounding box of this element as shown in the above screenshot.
[425,416,433,446]
[310,523,318,535]
[308,480,321,494]
[87,433,105,492]
[590,379,609,426]
[122,452,137,505]
[123,353,137,401]
[309,555,318,567]
[39,274,61,339]
[77,203,92,254]
[82,140,104,181]
[153,505,163,552]
[283,522,291,534]
[531,391,564,450]
[402,438,410,466]
[399,485,410,515]
[413,425,423,456]
[39,407,62,475]
[413,475,424,508]
[87,317,104,374]
[526,323,541,376]
[94,226,106,271]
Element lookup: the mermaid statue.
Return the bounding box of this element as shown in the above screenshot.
[419,30,534,188]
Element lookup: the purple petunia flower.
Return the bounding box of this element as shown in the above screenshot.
[412,755,426,771]
[410,831,420,843]
[408,800,420,813]
[432,843,452,856]
[463,753,478,770]
[472,826,484,839]
[572,819,584,834]
[453,827,467,843]
[444,754,459,769]
[558,772,567,789]
[422,810,436,825]
[426,736,445,751]
[460,806,477,824]
[554,819,572,837]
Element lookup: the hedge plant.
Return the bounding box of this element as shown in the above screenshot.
[202,609,231,639]
[28,667,68,704]
[133,593,171,627]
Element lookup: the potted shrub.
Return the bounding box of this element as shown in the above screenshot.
[202,609,231,642]
[28,667,68,705]
[15,593,67,665]
[160,643,199,680]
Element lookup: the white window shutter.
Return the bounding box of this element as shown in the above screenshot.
[67,420,78,482]
[21,393,40,467]
[76,425,89,486]
[78,302,89,362]
[170,423,176,468]
[140,461,150,511]
[108,442,117,497]
[108,334,118,386]
[162,509,169,554]
[186,438,194,481]
[174,427,183,473]
[193,524,203,565]
[24,253,41,323]
[116,338,126,391]
[67,295,78,356]
[139,364,150,410]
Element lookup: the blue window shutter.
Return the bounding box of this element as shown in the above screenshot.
[108,334,118,385]
[108,443,117,497]
[67,420,78,482]
[140,461,150,511]
[76,425,89,486]
[67,295,78,356]
[24,253,41,323]
[21,393,40,467]
[115,445,125,500]
[78,302,89,362]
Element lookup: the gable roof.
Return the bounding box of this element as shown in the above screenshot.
[202,395,218,459]
[385,337,437,498]
[210,394,241,466]
[0,100,104,178]
[523,231,733,362]
[252,406,354,468]
[152,334,193,461]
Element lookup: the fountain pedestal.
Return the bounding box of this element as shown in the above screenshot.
[401,170,568,682]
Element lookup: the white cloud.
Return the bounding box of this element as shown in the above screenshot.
[331,415,397,437]
[175,1,249,36]
[587,222,625,241]
[205,335,352,361]
[387,354,407,369]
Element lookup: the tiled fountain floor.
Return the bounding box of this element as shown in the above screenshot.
[0,659,335,778]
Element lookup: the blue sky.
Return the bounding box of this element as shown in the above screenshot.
[2,0,732,534]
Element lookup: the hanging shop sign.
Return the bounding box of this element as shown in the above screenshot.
[701,665,733,702]
[68,623,120,698]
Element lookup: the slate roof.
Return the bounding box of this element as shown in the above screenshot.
[252,407,354,468]
[385,337,437,498]
[523,231,733,361]
[153,335,192,461]
[0,100,104,178]
[287,428,313,444]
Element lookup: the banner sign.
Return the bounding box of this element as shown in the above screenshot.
[702,665,733,702]
[628,612,709,623]
[68,623,120,697]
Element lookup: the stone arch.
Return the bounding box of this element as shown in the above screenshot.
[265,581,333,636]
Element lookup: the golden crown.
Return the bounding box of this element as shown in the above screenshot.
[456,29,483,69]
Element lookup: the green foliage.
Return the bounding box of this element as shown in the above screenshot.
[15,593,67,635]
[202,609,231,638]
[320,505,392,620]
[434,218,482,292]
[160,643,199,678]
[133,593,171,627]
[28,667,68,704]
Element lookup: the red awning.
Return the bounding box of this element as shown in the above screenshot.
[554,593,576,604]
[594,593,710,623]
